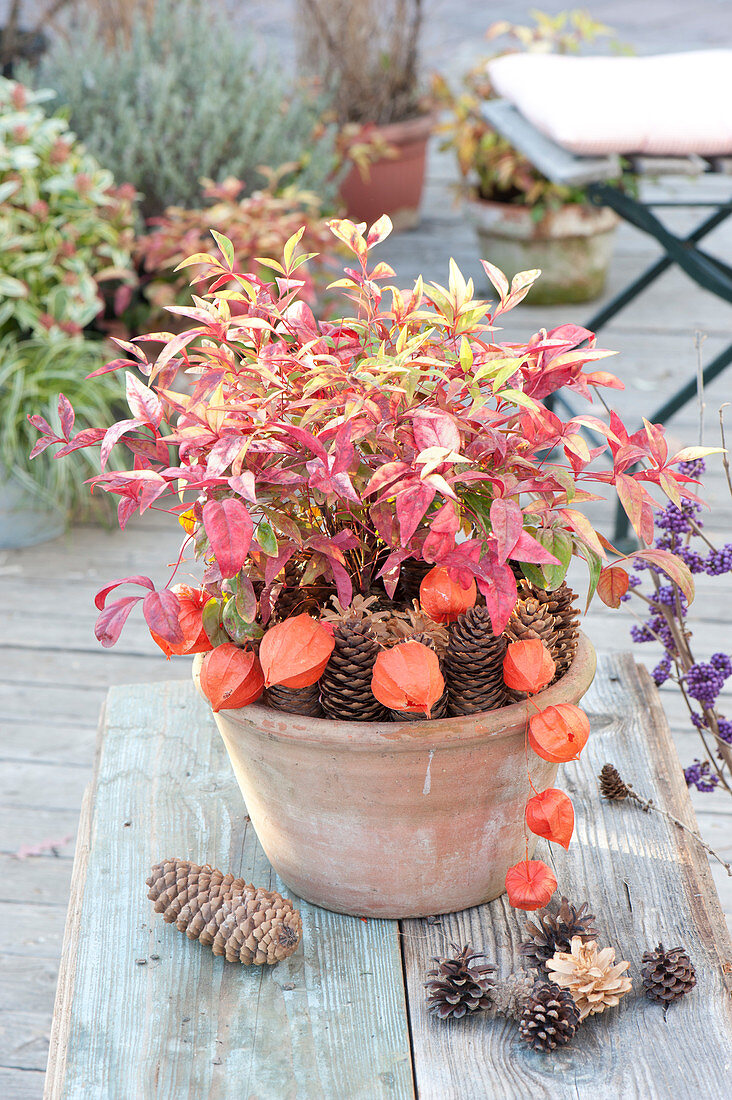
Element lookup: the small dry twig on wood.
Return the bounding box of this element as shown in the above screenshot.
[598,764,732,876]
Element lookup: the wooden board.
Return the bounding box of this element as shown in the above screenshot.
[402,653,732,1099]
[43,682,414,1100]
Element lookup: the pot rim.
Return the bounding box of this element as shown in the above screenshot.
[205,631,596,752]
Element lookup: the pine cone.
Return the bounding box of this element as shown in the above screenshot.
[506,580,580,682]
[444,606,509,716]
[274,555,335,619]
[546,937,632,1019]
[400,558,432,606]
[425,944,497,1020]
[491,969,535,1021]
[598,763,631,801]
[267,682,323,718]
[641,943,696,1004]
[146,858,302,966]
[380,601,450,653]
[518,980,580,1052]
[320,619,386,722]
[520,897,598,970]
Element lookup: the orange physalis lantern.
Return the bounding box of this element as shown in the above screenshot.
[505,858,557,910]
[200,643,264,712]
[371,641,445,717]
[525,788,575,849]
[419,566,477,624]
[151,583,213,657]
[503,639,555,695]
[528,703,590,763]
[259,614,335,689]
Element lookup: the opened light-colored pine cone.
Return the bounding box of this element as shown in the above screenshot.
[147,858,302,966]
[546,936,632,1019]
[491,969,535,1021]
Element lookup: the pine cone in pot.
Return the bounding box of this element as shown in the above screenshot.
[641,943,696,1004]
[444,606,508,716]
[267,681,323,717]
[518,979,580,1052]
[506,580,580,683]
[425,944,497,1020]
[520,897,598,970]
[319,618,386,721]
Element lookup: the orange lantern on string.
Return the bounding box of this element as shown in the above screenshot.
[525,788,575,849]
[200,643,264,712]
[505,858,557,910]
[151,583,212,657]
[419,566,477,624]
[259,614,335,689]
[371,641,445,717]
[528,703,590,763]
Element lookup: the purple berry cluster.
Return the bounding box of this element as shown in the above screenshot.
[684,759,719,792]
[627,459,732,793]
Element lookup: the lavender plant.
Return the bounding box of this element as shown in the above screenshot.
[625,454,732,795]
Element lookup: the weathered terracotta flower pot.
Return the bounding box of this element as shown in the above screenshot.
[467,198,618,305]
[339,114,433,232]
[194,633,595,918]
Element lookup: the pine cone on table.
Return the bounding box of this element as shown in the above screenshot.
[598,763,631,801]
[546,936,632,1019]
[491,969,535,1022]
[641,943,696,1004]
[506,580,580,682]
[267,682,323,717]
[520,897,599,970]
[146,858,302,966]
[518,980,580,1052]
[319,618,386,721]
[444,606,509,716]
[425,944,497,1020]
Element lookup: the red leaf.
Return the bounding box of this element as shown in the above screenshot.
[511,530,561,566]
[412,411,461,454]
[419,566,476,624]
[597,566,629,609]
[126,372,163,427]
[202,498,253,579]
[503,639,555,695]
[143,589,184,645]
[371,642,445,717]
[478,561,518,635]
[94,596,142,647]
[58,394,74,439]
[634,548,695,604]
[490,498,523,563]
[422,501,460,561]
[396,480,436,545]
[528,704,590,763]
[94,575,155,611]
[53,428,106,457]
[259,614,335,688]
[100,418,144,470]
[505,859,557,910]
[525,788,575,849]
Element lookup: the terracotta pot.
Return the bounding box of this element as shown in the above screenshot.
[467,197,618,305]
[339,114,433,232]
[193,633,596,918]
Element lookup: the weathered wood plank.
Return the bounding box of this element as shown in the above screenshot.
[401,653,732,1100]
[0,1067,45,1099]
[0,1011,51,1072]
[45,682,414,1100]
[0,810,82,856]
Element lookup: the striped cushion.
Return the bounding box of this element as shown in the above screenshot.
[487,50,732,157]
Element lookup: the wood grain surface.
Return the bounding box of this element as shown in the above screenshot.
[401,653,732,1099]
[43,683,413,1100]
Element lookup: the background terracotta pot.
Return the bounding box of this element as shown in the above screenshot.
[193,633,596,918]
[467,197,618,305]
[339,114,433,232]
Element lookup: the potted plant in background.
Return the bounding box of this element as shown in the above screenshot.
[0,0,71,77]
[436,10,629,304]
[0,77,135,547]
[295,0,432,230]
[34,215,704,918]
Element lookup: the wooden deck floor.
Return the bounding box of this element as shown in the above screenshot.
[2,6,732,1097]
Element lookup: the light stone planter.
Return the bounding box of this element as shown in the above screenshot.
[194,633,596,918]
[467,198,618,305]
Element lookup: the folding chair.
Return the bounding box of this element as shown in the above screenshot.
[482,99,732,545]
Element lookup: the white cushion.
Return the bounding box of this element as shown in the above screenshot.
[487,50,732,156]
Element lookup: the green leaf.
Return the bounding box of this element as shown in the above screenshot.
[210,230,235,270]
[574,542,602,612]
[173,253,220,271]
[494,388,539,411]
[538,529,573,589]
[257,519,278,556]
[202,597,228,646]
[222,597,262,643]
